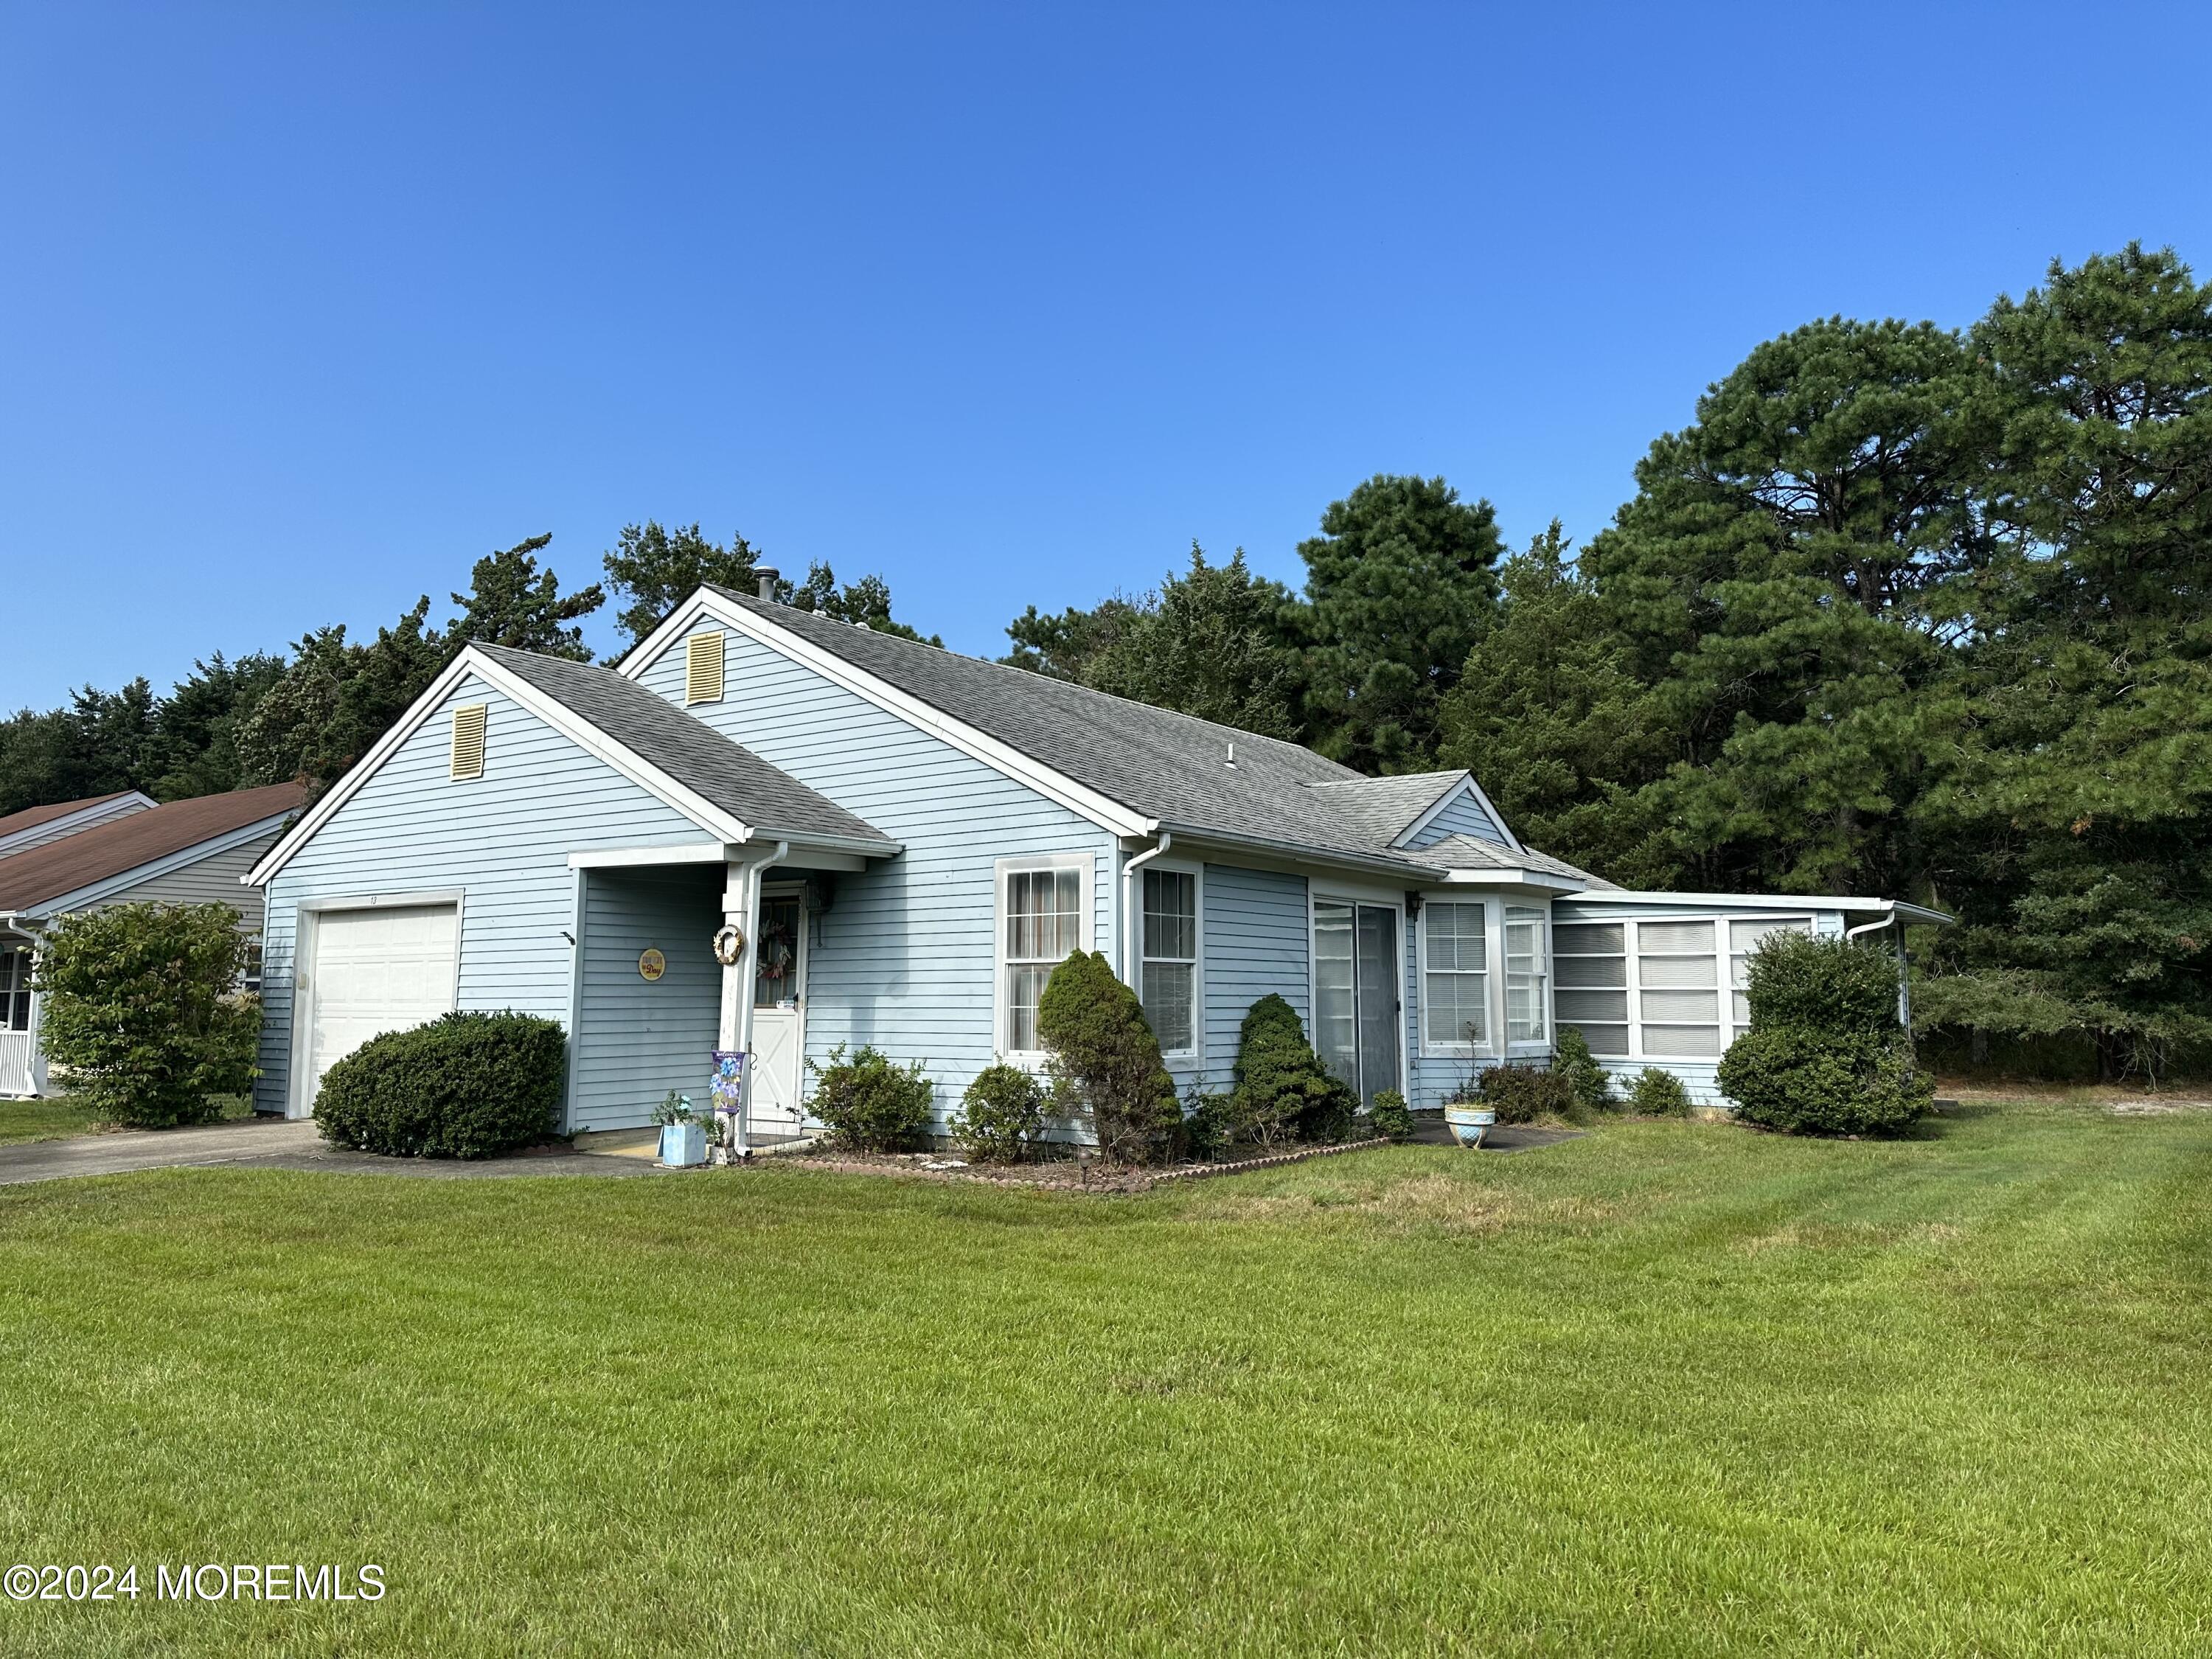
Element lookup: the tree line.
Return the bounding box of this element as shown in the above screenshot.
[3,243,2204,1074]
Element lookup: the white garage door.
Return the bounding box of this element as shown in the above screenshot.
[300,904,459,1113]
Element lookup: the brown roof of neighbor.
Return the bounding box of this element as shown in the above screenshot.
[0,783,307,917]
[0,790,147,841]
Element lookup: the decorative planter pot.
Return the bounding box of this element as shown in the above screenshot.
[1442,1105,1498,1148]
[658,1121,707,1167]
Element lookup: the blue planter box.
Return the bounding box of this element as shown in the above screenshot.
[659,1121,707,1167]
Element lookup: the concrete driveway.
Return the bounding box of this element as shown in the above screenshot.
[0,1116,680,1186]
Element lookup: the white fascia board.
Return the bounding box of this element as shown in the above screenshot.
[1392,773,1526,855]
[29,812,296,919]
[618,590,1155,840]
[248,647,755,887]
[568,844,734,869]
[1554,890,1953,926]
[1433,868,1586,893]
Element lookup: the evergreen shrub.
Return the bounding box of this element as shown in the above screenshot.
[953,1061,1048,1162]
[314,1010,564,1158]
[1627,1067,1692,1116]
[808,1043,936,1152]
[1228,994,1359,1147]
[32,902,261,1130]
[1717,933,1933,1135]
[1037,950,1183,1164]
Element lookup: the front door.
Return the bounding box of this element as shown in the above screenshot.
[749,891,807,1132]
[1313,900,1402,1105]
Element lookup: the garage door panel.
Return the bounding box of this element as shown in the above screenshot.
[303,905,459,1108]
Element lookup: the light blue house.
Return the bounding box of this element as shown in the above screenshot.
[245,580,1942,1133]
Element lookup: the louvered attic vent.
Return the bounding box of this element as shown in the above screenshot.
[686,632,726,705]
[450,703,487,779]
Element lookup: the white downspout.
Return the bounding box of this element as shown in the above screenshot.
[1845,909,1910,1029]
[1120,830,1171,987]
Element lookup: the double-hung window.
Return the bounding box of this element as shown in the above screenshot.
[1504,905,1548,1043]
[1422,902,1488,1050]
[1140,868,1198,1056]
[1000,860,1088,1054]
[0,947,29,1032]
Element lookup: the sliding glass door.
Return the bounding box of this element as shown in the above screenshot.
[1313,900,1401,1105]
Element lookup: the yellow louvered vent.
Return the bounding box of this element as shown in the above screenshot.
[685,632,726,705]
[450,703,487,779]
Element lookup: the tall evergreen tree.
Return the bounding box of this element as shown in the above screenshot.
[602,522,769,647]
[1081,545,1302,738]
[448,533,603,660]
[1295,474,1503,772]
[787,562,942,644]
[1579,317,1990,893]
[1916,246,2212,1074]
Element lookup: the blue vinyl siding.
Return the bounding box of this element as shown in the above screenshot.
[254,675,717,1116]
[571,866,723,1132]
[1402,784,1510,849]
[1196,863,1310,1089]
[633,625,1116,1122]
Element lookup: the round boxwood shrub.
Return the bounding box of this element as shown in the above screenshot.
[1366,1088,1414,1143]
[953,1060,1047,1162]
[809,1043,936,1152]
[1716,932,1933,1136]
[1627,1066,1693,1117]
[314,1010,566,1158]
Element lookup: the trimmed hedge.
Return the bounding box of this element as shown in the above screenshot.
[1228,994,1359,1147]
[1717,932,1933,1136]
[1037,950,1182,1164]
[314,1011,565,1158]
[1627,1066,1693,1117]
[953,1060,1047,1162]
[810,1044,935,1152]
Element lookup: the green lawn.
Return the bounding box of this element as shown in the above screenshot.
[0,1095,254,1146]
[1,1100,2208,1655]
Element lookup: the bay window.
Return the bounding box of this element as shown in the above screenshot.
[1504,905,1548,1044]
[1422,901,1488,1050]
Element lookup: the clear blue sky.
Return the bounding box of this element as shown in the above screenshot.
[4,3,2208,708]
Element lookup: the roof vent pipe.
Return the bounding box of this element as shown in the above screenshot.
[755,567,781,602]
[1225,742,1236,768]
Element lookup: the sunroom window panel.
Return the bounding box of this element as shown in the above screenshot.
[1504,905,1547,1043]
[1643,1023,1722,1057]
[1728,917,1811,1034]
[1555,955,1625,988]
[1638,954,1717,989]
[1554,988,1628,1023]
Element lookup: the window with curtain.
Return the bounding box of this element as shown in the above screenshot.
[1636,919,1719,1056]
[1141,868,1197,1053]
[1505,905,1548,1043]
[1422,902,1488,1048]
[1552,922,1627,1055]
[1003,866,1083,1052]
[0,948,29,1032]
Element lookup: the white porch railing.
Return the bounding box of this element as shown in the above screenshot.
[0,1031,36,1099]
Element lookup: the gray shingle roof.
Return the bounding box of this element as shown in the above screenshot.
[477,645,894,850]
[703,593,1592,885]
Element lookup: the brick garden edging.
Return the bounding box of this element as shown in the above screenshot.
[1145,1137,1391,1184]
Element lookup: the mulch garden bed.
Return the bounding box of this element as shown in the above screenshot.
[754,1135,1395,1194]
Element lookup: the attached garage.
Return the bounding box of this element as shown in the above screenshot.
[291,900,459,1116]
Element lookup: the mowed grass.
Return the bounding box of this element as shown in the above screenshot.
[1,1101,2209,1655]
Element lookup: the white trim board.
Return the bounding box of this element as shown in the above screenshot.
[619,591,1157,840]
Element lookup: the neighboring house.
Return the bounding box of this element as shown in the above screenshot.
[0,790,157,859]
[0,784,306,1099]
[243,582,1945,1133]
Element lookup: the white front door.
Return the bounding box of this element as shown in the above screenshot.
[748,891,807,1132]
[299,904,459,1114]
